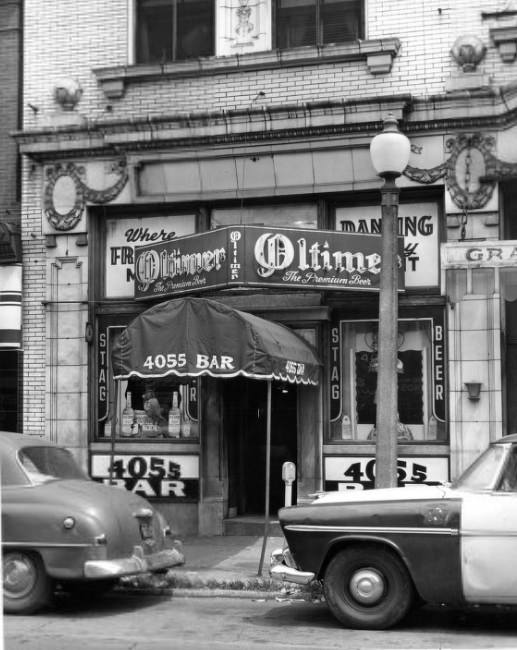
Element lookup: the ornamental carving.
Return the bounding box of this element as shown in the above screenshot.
[53,78,83,111]
[218,0,267,55]
[404,132,517,211]
[44,159,128,231]
[450,35,486,72]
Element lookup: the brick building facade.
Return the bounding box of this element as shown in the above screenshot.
[15,0,517,534]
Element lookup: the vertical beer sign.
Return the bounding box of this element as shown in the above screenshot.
[329,320,342,422]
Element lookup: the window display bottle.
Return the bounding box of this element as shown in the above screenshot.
[121,392,136,437]
[181,394,191,438]
[341,414,352,439]
[168,391,181,438]
[428,414,438,440]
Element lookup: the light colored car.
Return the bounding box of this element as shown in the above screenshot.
[271,434,517,629]
[1,431,184,614]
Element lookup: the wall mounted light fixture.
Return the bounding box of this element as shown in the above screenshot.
[465,380,482,401]
[84,321,94,345]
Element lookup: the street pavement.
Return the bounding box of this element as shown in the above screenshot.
[120,534,315,599]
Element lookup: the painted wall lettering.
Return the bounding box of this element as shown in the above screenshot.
[105,215,196,298]
[336,203,440,288]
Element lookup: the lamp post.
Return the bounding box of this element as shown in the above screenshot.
[369,115,410,489]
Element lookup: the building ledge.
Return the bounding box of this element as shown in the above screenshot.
[490,26,517,62]
[93,38,401,99]
[12,81,517,162]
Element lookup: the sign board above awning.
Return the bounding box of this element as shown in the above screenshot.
[133,225,405,300]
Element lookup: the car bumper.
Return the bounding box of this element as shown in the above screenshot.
[84,545,184,579]
[269,547,315,586]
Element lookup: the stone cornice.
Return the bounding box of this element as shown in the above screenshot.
[12,84,517,162]
[12,96,411,161]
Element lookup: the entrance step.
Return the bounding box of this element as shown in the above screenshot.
[223,516,282,536]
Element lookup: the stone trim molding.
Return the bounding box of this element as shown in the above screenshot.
[94,38,401,99]
[13,86,517,165]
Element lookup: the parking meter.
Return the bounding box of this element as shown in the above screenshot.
[282,461,296,507]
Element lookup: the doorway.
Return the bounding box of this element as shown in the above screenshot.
[224,377,298,515]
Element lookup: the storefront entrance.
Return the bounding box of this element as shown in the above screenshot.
[225,378,297,515]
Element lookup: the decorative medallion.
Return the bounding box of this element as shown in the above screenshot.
[424,504,449,527]
[44,158,128,231]
[53,78,83,111]
[403,132,517,211]
[450,35,487,72]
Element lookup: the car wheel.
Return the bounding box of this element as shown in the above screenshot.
[323,546,413,630]
[3,551,53,615]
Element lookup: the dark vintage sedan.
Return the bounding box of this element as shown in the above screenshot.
[271,434,517,629]
[1,431,184,614]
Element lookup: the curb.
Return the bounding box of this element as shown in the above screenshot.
[118,586,292,600]
[118,572,320,601]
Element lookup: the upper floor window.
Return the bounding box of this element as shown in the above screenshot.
[136,0,214,64]
[275,0,363,49]
[135,0,363,64]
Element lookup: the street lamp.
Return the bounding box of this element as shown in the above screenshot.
[369,115,411,489]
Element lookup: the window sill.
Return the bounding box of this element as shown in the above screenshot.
[94,38,401,99]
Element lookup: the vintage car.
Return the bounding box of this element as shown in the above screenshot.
[1,431,184,614]
[271,434,517,630]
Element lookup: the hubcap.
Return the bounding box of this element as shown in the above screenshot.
[349,567,385,605]
[3,554,37,598]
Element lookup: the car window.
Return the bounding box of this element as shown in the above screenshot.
[18,446,87,484]
[498,447,517,492]
[452,444,506,491]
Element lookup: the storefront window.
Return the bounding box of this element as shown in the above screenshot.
[104,214,196,299]
[97,320,199,442]
[329,317,447,443]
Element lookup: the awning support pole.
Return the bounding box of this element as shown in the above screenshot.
[258,379,272,576]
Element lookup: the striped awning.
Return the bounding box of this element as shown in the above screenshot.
[0,264,21,348]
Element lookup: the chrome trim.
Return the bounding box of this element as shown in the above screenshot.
[270,546,315,585]
[84,546,182,579]
[462,529,517,537]
[349,568,385,604]
[284,524,459,535]
[270,564,315,585]
[133,508,153,519]
[2,541,91,548]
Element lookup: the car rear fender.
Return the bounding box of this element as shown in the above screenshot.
[317,535,421,594]
[316,533,464,606]
[4,543,108,581]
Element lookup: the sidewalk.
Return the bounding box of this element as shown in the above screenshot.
[120,535,317,600]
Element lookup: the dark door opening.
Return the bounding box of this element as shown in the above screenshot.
[503,181,517,433]
[225,377,297,515]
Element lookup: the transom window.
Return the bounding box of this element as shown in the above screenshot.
[136,0,363,64]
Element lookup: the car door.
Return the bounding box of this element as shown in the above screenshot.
[461,447,517,603]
